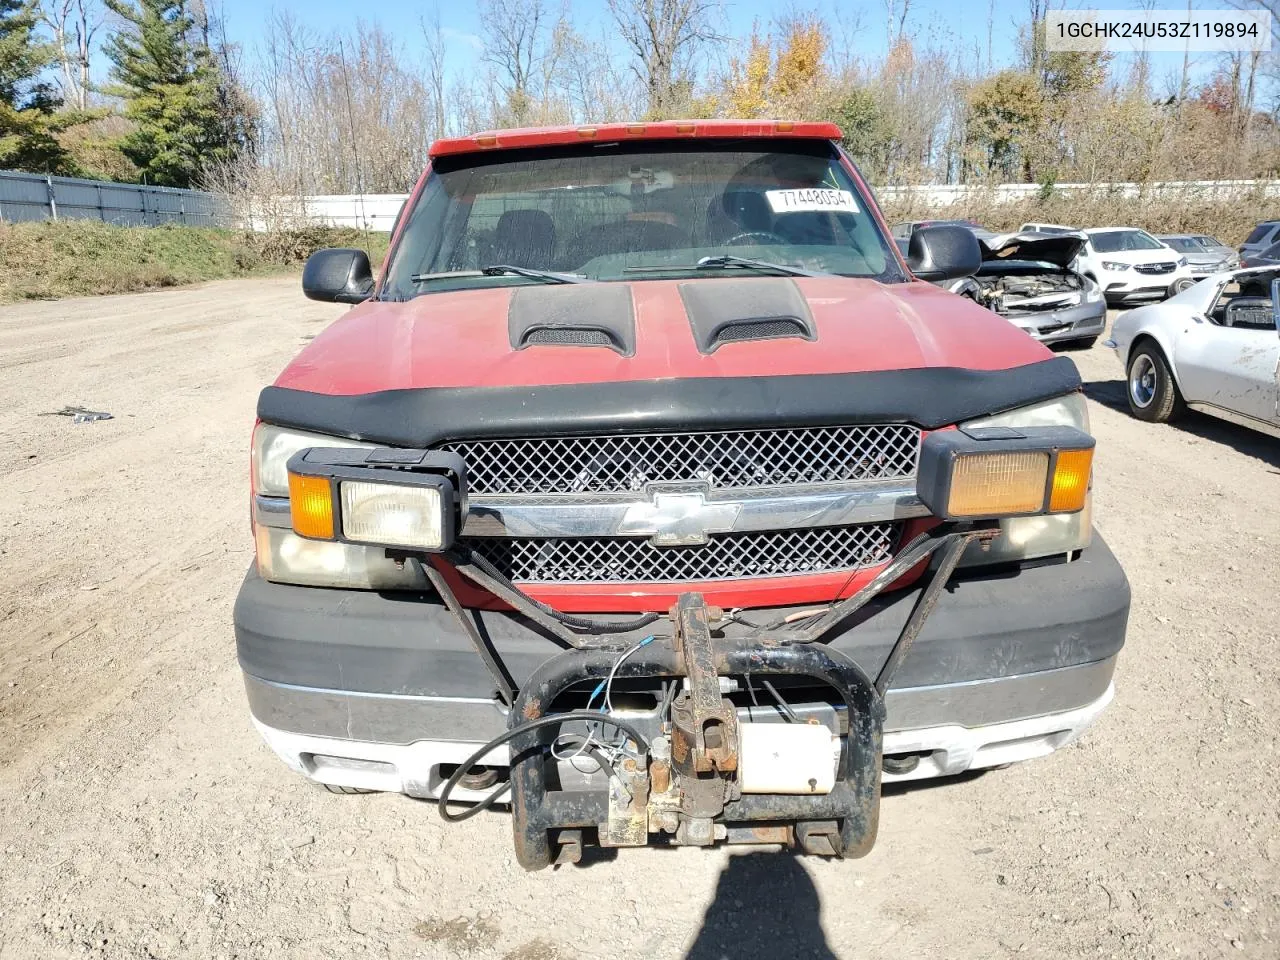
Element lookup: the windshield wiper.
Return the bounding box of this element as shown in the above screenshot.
[696,255,831,278]
[625,255,831,278]
[410,265,593,285]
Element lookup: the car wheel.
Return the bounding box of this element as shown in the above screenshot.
[1170,278,1197,295]
[1126,344,1185,423]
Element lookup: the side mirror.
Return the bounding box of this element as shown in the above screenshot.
[907,225,982,283]
[303,248,374,304]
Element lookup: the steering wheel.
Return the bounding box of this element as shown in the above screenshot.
[726,230,788,246]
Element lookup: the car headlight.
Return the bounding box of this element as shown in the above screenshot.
[252,423,371,497]
[1101,261,1130,271]
[285,448,460,553]
[1176,257,1188,267]
[1084,278,1103,302]
[252,423,425,589]
[955,394,1093,567]
[254,525,429,589]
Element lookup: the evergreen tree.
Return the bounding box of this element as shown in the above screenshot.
[102,0,246,187]
[0,0,73,172]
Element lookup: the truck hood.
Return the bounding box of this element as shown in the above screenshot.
[274,276,1052,395]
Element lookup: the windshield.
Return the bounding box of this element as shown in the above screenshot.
[1089,230,1164,253]
[381,139,903,298]
[1163,238,1199,253]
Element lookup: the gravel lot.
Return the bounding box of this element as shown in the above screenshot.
[0,276,1277,960]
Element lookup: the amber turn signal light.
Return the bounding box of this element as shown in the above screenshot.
[288,473,335,539]
[1048,447,1093,513]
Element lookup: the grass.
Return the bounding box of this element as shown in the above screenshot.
[0,220,391,302]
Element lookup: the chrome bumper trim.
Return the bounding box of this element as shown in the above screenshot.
[254,480,930,539]
[249,680,1117,796]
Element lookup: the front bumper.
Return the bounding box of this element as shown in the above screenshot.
[236,536,1129,790]
[1008,299,1106,344]
[1101,269,1193,301]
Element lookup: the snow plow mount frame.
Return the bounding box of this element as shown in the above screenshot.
[436,523,998,869]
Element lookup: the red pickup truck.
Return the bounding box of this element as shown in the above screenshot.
[235,120,1129,869]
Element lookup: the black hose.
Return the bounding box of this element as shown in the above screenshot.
[457,547,663,634]
[761,679,801,723]
[436,710,652,823]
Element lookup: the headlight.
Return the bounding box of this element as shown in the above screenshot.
[1084,278,1103,302]
[251,424,408,589]
[955,394,1093,567]
[1101,261,1130,271]
[254,525,428,589]
[918,429,1093,519]
[341,481,445,548]
[252,423,371,497]
[285,447,462,553]
[1176,257,1188,267]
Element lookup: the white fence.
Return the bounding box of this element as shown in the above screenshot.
[282,179,1280,231]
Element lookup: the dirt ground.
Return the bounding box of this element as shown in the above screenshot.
[0,276,1277,960]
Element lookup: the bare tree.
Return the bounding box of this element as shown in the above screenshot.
[606,0,722,116]
[884,0,912,47]
[40,0,102,110]
[421,8,448,140]
[478,0,564,124]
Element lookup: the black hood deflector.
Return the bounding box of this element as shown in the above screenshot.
[257,356,1082,446]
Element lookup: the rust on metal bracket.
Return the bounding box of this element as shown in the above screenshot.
[670,592,739,773]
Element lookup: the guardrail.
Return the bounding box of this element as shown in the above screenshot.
[0,170,231,227]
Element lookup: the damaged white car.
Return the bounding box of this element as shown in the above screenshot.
[947,231,1107,348]
[1105,267,1280,436]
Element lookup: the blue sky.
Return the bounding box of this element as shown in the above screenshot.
[211,0,1239,97]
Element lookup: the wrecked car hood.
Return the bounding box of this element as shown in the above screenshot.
[978,232,1086,269]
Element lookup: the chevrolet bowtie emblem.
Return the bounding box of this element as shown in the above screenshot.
[618,492,742,546]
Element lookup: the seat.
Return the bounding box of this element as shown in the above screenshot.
[563,219,688,269]
[492,210,556,269]
[1222,296,1274,329]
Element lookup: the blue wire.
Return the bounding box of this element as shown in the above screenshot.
[585,680,606,712]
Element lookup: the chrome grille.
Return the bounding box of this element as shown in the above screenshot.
[461,523,900,584]
[1134,262,1175,275]
[443,425,920,496]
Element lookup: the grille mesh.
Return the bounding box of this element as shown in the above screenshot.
[1134,262,1175,275]
[443,425,920,496]
[461,522,899,584]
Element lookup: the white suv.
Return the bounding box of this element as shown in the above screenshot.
[1076,228,1194,305]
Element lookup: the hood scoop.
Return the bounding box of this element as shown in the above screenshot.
[508,284,636,356]
[679,278,817,354]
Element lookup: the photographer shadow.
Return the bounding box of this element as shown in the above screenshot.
[684,851,836,959]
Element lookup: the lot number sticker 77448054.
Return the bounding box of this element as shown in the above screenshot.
[765,189,859,214]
